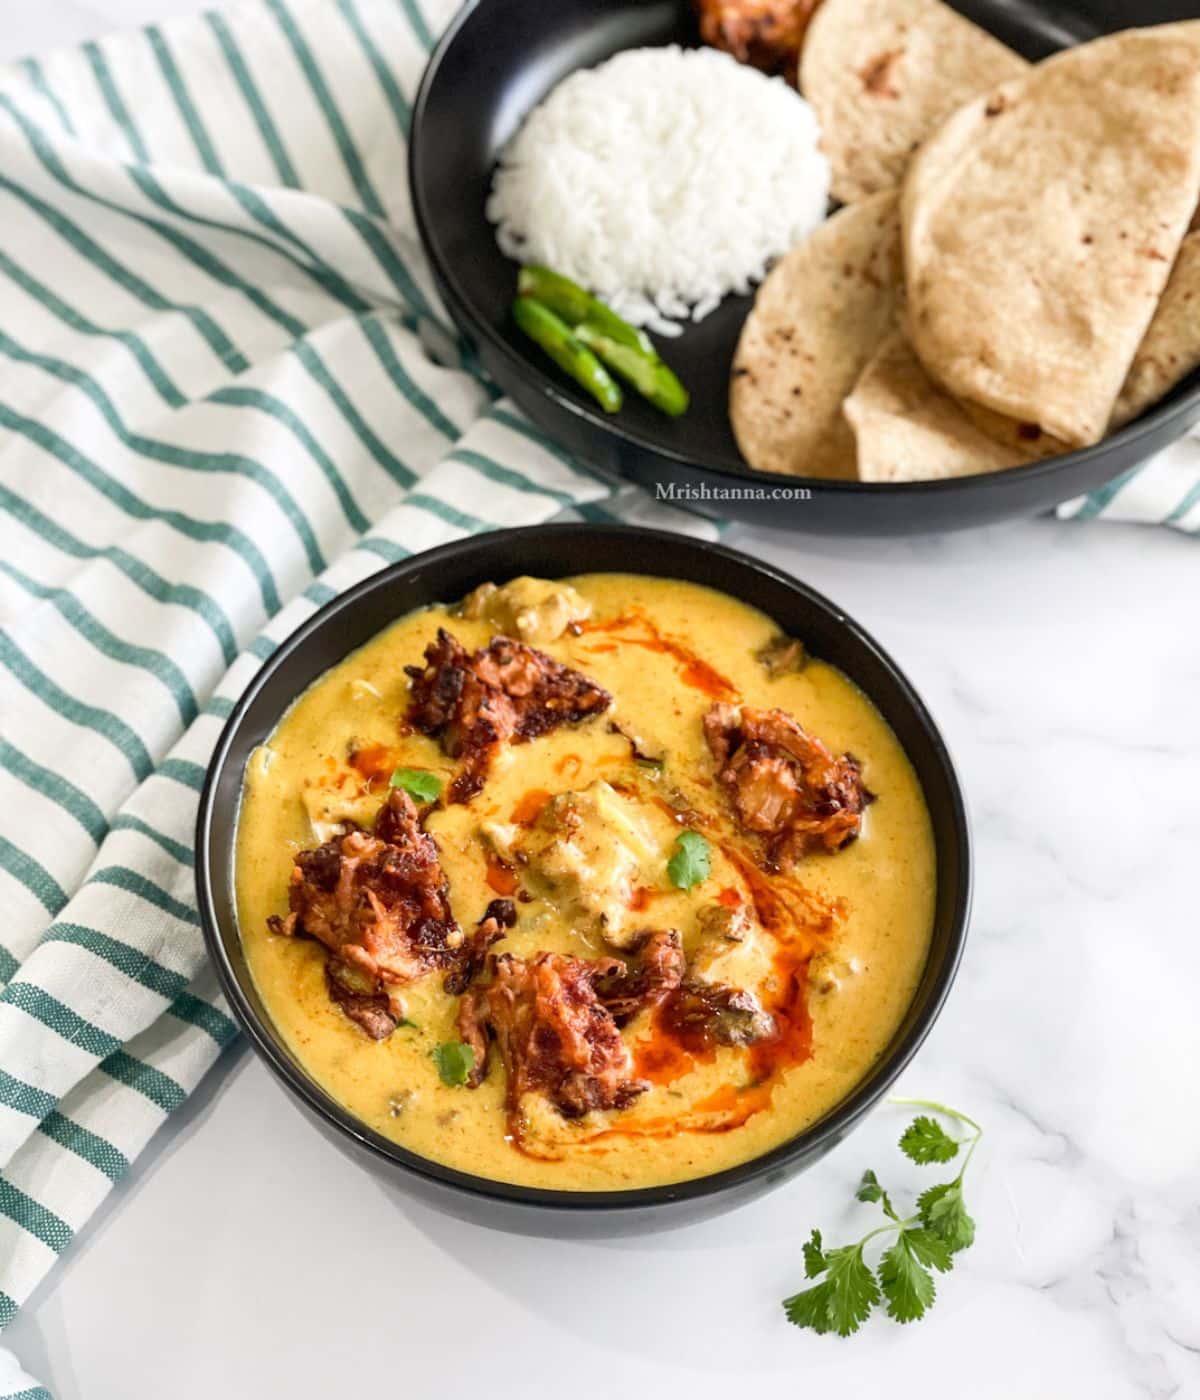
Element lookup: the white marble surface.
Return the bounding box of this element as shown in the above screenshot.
[4,4,1200,1398]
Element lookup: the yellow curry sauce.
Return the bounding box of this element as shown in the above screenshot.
[235,574,935,1189]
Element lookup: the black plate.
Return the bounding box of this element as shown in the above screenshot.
[196,525,972,1235]
[409,0,1200,536]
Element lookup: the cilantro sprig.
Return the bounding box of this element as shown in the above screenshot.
[432,1040,476,1086]
[667,829,711,890]
[389,766,444,803]
[782,1099,982,1337]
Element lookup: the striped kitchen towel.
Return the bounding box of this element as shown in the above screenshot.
[0,0,1196,1390]
[0,0,717,1377]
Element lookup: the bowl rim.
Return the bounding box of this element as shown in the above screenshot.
[408,0,1200,499]
[196,523,973,1213]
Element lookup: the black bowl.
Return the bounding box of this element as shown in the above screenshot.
[409,0,1200,536]
[196,526,971,1234]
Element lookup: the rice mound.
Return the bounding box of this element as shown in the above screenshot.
[486,46,830,336]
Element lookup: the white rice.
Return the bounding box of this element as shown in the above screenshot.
[487,46,830,336]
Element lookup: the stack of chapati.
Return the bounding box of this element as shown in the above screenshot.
[730,0,1200,483]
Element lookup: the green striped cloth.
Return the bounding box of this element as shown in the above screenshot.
[0,0,717,1389]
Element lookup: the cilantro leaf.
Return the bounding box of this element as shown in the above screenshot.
[396,1017,420,1031]
[782,1245,881,1337]
[825,1245,881,1330]
[856,1169,897,1220]
[667,829,711,890]
[917,1181,976,1253]
[432,1040,476,1086]
[389,766,444,803]
[879,1233,937,1323]
[904,1227,953,1274]
[900,1115,960,1165]
[782,1279,836,1334]
[802,1228,826,1279]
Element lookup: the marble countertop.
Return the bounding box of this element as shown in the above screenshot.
[3,4,1199,1398]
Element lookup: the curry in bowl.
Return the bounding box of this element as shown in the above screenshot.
[235,572,935,1191]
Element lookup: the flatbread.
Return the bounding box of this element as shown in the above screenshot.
[844,332,1048,481]
[958,402,1068,461]
[730,191,900,478]
[1112,231,1200,428]
[799,0,1027,205]
[902,24,1200,448]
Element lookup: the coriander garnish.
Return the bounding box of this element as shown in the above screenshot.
[782,1099,981,1336]
[389,766,444,803]
[432,1040,476,1087]
[667,829,711,890]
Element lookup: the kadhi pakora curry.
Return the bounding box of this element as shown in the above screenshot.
[235,574,935,1190]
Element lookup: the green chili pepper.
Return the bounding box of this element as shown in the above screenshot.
[575,322,690,418]
[517,265,654,355]
[511,297,623,414]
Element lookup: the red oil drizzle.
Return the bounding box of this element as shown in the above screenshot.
[485,852,519,896]
[635,1034,699,1086]
[348,742,396,790]
[516,931,820,1157]
[510,788,552,825]
[503,831,843,1158]
[571,843,839,1151]
[555,752,583,780]
[690,1082,775,1131]
[719,842,842,939]
[580,612,737,701]
[596,940,815,1147]
[749,943,815,1084]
